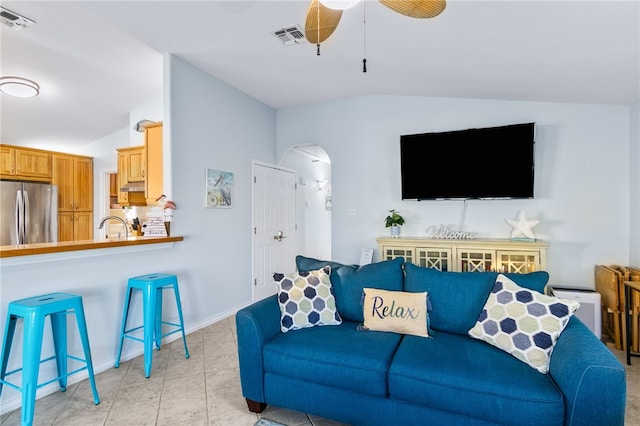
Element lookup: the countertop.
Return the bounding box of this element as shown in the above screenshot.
[0,235,184,258]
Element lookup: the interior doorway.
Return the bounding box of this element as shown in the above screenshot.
[251,161,297,301]
[281,144,332,261]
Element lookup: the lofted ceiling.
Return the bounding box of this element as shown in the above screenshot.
[1,0,638,152]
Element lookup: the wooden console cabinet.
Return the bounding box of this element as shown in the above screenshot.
[377,237,549,273]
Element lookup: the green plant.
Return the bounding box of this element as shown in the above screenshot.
[385,209,405,227]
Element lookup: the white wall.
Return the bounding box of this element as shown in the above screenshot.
[276,95,631,288]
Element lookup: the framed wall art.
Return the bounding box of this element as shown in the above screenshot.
[205,168,234,208]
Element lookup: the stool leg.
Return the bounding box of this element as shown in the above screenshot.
[115,287,133,368]
[155,287,163,350]
[74,302,100,405]
[50,312,68,391]
[21,313,46,426]
[173,284,190,359]
[0,314,18,396]
[143,286,156,378]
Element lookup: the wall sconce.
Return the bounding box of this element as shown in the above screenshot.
[316,179,329,190]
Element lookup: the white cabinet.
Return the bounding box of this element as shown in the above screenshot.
[377,237,549,273]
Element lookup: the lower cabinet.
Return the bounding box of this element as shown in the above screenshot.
[58,212,93,242]
[377,237,549,273]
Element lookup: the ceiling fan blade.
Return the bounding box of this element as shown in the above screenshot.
[305,0,343,44]
[379,0,446,19]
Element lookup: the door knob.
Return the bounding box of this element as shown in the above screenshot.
[273,231,286,242]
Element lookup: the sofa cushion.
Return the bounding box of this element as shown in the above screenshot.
[388,332,565,425]
[361,288,429,337]
[263,321,402,397]
[273,266,342,332]
[295,255,349,274]
[330,257,405,322]
[403,264,550,335]
[468,274,578,373]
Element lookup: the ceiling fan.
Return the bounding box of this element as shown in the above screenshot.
[304,0,446,48]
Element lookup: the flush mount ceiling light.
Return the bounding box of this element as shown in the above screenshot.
[0,76,40,97]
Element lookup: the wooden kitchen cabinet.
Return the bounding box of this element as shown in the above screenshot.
[117,146,146,206]
[377,237,548,273]
[0,144,52,181]
[58,211,93,241]
[118,146,145,183]
[52,154,94,241]
[144,122,163,203]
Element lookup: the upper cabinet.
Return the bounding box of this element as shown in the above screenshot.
[144,122,163,204]
[120,146,145,182]
[0,145,52,182]
[116,121,164,206]
[117,146,146,206]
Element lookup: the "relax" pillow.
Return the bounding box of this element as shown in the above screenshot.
[361,288,430,338]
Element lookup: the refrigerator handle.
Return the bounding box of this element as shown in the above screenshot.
[23,190,30,244]
[16,190,25,244]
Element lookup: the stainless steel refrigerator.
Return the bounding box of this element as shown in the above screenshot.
[0,181,58,245]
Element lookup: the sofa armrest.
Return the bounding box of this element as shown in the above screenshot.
[236,295,281,403]
[549,317,626,426]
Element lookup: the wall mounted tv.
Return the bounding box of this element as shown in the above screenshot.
[400,122,535,200]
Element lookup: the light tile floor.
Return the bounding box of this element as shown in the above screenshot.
[1,316,638,426]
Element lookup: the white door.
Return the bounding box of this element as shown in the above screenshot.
[252,161,297,301]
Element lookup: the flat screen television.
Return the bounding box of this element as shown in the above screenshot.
[400,123,535,200]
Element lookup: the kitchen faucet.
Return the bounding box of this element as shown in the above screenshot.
[97,215,129,240]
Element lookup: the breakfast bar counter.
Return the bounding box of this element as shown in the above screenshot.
[0,233,188,414]
[0,235,184,258]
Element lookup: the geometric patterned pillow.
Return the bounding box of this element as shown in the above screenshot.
[468,274,579,374]
[273,266,342,333]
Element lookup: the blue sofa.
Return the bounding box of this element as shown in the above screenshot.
[236,257,626,426]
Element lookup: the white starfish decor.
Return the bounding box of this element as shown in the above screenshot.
[506,210,540,240]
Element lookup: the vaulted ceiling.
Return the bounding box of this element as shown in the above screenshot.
[1,1,638,152]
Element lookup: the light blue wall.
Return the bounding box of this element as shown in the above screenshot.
[165,54,277,319]
[276,95,631,287]
[630,101,640,267]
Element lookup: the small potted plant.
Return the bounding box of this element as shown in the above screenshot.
[385,209,405,238]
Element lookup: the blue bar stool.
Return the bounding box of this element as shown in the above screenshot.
[0,293,100,426]
[114,273,189,378]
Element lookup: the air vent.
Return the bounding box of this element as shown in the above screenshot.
[1,7,35,30]
[272,25,306,46]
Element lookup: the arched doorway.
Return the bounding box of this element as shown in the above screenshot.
[281,144,332,260]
